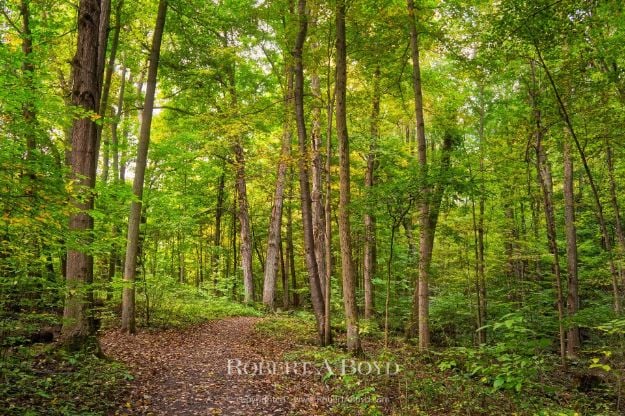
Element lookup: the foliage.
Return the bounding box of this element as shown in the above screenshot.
[0,345,131,416]
[438,313,549,393]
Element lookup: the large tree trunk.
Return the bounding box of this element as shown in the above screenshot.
[262,65,293,309]
[293,0,326,343]
[407,0,431,351]
[121,0,167,333]
[364,66,380,320]
[335,0,360,354]
[563,137,580,358]
[60,0,102,350]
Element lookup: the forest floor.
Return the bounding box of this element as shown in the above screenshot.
[101,316,333,415]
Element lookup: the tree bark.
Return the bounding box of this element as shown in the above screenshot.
[111,66,126,182]
[121,0,167,333]
[221,30,255,304]
[323,39,335,347]
[364,66,380,320]
[529,61,567,366]
[472,191,487,344]
[404,217,418,337]
[212,170,226,293]
[60,0,102,350]
[293,0,326,343]
[99,0,123,183]
[407,0,431,351]
[280,235,289,308]
[563,136,580,358]
[262,64,293,309]
[310,29,327,296]
[475,96,487,344]
[286,168,299,307]
[335,0,360,354]
[234,142,254,303]
[93,0,111,167]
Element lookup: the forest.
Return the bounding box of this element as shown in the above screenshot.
[1,0,624,414]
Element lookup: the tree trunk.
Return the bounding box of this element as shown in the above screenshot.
[408,0,431,351]
[213,170,226,293]
[231,188,238,299]
[221,31,255,304]
[536,45,621,313]
[606,141,625,287]
[530,61,567,366]
[293,0,326,343]
[286,167,299,308]
[60,0,101,350]
[364,66,380,320]
[262,64,293,309]
[105,65,126,300]
[335,0,360,354]
[111,66,126,182]
[121,0,167,333]
[280,236,289,308]
[564,136,580,358]
[404,217,418,337]
[323,58,334,347]
[311,44,327,296]
[234,142,254,303]
[472,191,487,344]
[99,0,123,183]
[93,0,111,166]
[475,97,487,344]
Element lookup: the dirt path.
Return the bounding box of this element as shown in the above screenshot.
[100,317,331,415]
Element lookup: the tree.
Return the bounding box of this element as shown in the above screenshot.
[262,28,294,310]
[529,61,566,366]
[293,0,326,343]
[60,0,102,350]
[407,0,431,350]
[121,0,167,333]
[335,0,360,354]
[363,66,380,320]
[563,136,580,358]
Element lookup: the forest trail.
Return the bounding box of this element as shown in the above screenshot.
[101,317,330,416]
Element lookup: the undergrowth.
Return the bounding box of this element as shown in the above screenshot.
[256,313,623,416]
[1,344,132,415]
[104,278,263,330]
